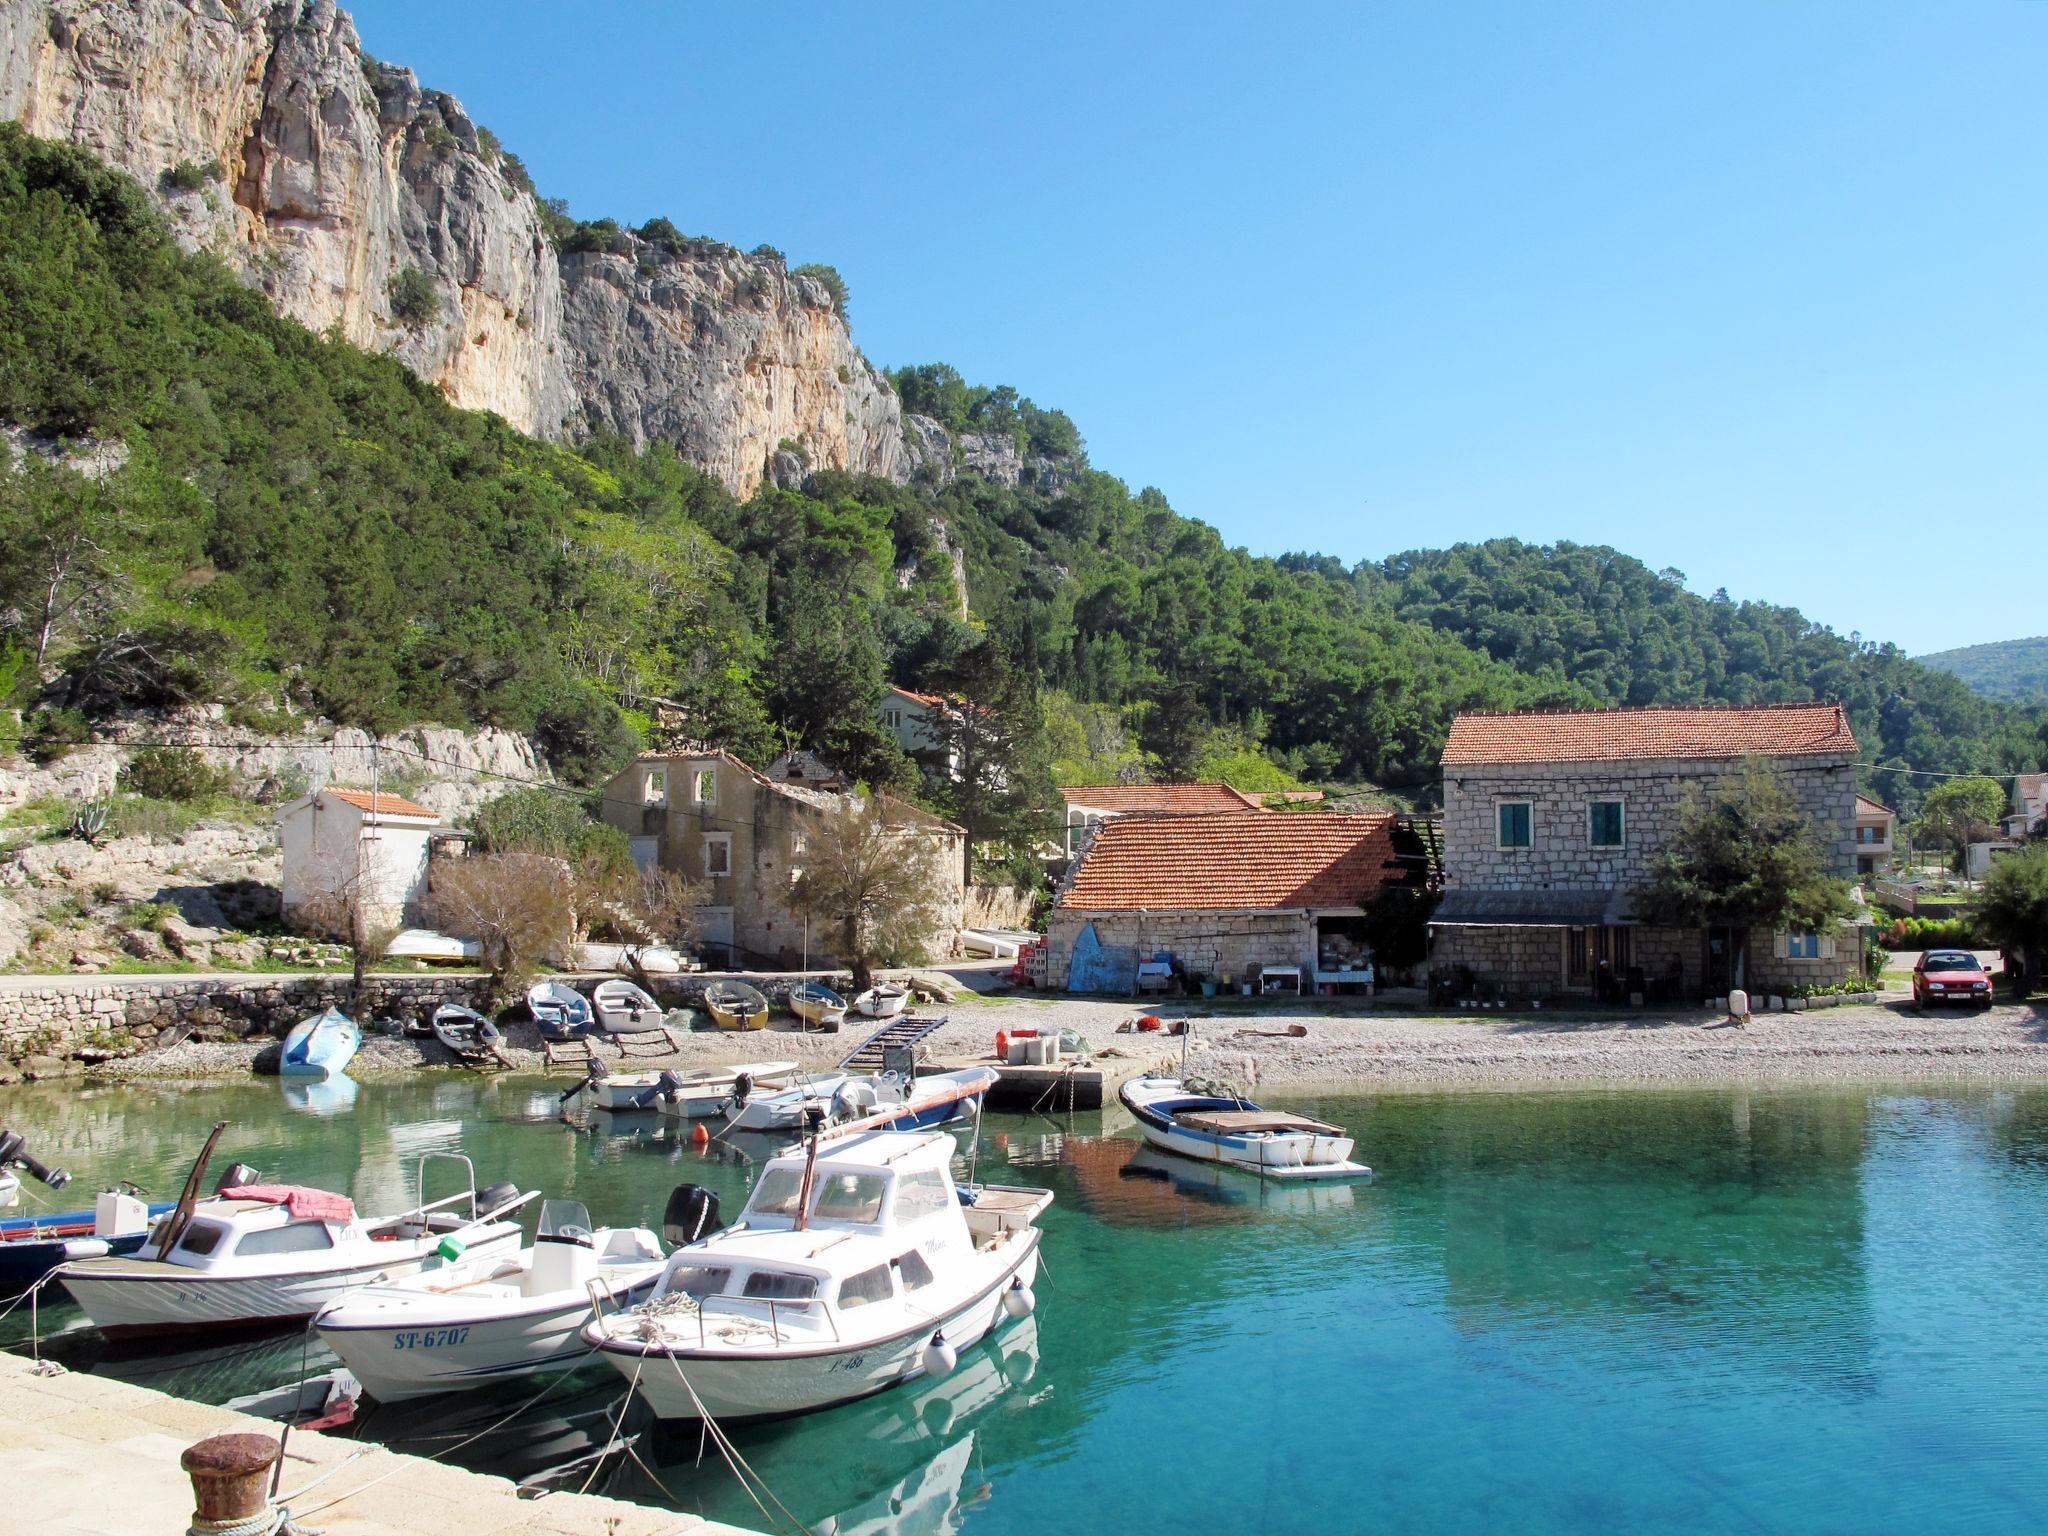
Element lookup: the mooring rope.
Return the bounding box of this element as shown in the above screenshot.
[660,1349,814,1536]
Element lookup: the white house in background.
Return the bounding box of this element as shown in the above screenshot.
[277,787,442,932]
[881,686,959,771]
[2005,774,2047,841]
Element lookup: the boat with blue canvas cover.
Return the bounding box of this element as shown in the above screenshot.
[1118,1074,1371,1180]
[279,1007,361,1079]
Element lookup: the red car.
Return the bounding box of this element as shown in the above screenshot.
[1913,950,1994,1009]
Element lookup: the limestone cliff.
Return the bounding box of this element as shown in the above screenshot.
[0,0,911,493]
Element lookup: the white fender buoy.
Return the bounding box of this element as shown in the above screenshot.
[920,1330,957,1378]
[1002,1278,1035,1319]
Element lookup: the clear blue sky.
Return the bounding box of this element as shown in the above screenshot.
[341,1,2045,656]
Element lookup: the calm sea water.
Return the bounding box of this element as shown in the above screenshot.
[4,1074,2048,1535]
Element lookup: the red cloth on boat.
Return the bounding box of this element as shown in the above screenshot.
[218,1185,356,1223]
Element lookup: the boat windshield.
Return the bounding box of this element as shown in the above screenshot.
[172,1220,227,1258]
[742,1269,819,1301]
[661,1263,732,1299]
[538,1200,594,1244]
[747,1167,889,1225]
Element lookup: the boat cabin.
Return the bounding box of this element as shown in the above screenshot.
[154,1195,357,1269]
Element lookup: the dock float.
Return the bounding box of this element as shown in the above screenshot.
[930,1052,1154,1112]
[0,1351,761,1536]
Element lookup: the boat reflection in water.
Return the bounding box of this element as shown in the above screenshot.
[281,1075,360,1116]
[639,1315,1043,1536]
[1064,1136,1358,1228]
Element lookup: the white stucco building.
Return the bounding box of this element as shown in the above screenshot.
[277,787,442,932]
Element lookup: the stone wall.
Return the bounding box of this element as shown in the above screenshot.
[1441,752,1860,892]
[1046,908,1311,992]
[1429,922,1860,1004]
[0,973,480,1069]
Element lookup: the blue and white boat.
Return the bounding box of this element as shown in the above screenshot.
[721,1066,997,1136]
[526,980,596,1040]
[278,1007,361,1079]
[1,1191,173,1295]
[1118,1074,1371,1180]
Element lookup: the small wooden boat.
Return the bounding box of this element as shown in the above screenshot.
[584,1131,1049,1423]
[704,979,770,1031]
[430,1002,503,1060]
[853,983,910,1020]
[1118,1075,1371,1180]
[527,980,596,1040]
[789,980,848,1032]
[591,979,664,1034]
[279,1007,361,1079]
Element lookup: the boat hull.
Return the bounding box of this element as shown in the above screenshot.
[59,1229,522,1338]
[597,1240,1038,1422]
[1120,1079,1370,1179]
[279,1011,361,1079]
[318,1266,661,1401]
[707,1004,768,1031]
[0,1205,174,1295]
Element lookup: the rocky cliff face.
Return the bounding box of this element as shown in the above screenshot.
[0,0,912,494]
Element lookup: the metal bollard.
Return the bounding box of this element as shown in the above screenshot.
[181,1432,281,1529]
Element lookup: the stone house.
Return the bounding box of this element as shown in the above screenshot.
[277,787,441,932]
[1854,795,1896,875]
[1046,812,1420,993]
[1428,704,1866,1001]
[597,750,966,968]
[1056,782,1264,856]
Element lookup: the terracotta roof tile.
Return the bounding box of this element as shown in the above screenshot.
[1061,812,1402,911]
[1855,795,1894,818]
[1057,783,1264,815]
[1444,704,1856,765]
[888,687,948,708]
[323,787,438,819]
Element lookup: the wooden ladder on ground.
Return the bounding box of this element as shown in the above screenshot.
[838,1014,949,1073]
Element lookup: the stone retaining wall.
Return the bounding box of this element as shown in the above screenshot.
[0,973,482,1067]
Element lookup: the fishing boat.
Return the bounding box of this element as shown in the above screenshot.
[0,1128,171,1296]
[315,1196,671,1401]
[429,1002,503,1060]
[591,979,664,1034]
[852,983,910,1020]
[721,1066,996,1136]
[527,980,597,1040]
[789,980,848,1032]
[1118,1074,1372,1180]
[704,979,770,1031]
[570,1059,801,1115]
[55,1135,530,1338]
[278,1007,360,1079]
[583,1129,1049,1422]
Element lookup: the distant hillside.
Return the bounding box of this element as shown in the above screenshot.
[1919,637,2048,704]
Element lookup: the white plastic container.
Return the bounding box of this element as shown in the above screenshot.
[94,1190,148,1238]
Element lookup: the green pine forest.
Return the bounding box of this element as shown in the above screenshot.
[3,124,2044,849]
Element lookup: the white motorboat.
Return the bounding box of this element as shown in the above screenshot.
[718,1067,996,1137]
[315,1197,668,1401]
[1118,1074,1371,1180]
[852,983,910,1020]
[577,1059,801,1115]
[55,1146,530,1338]
[591,979,665,1034]
[583,1130,1049,1422]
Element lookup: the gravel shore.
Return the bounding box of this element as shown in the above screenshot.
[87,991,2048,1094]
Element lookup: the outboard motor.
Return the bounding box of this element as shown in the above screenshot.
[476,1180,522,1220]
[730,1072,754,1106]
[214,1162,262,1194]
[663,1184,723,1247]
[0,1128,70,1192]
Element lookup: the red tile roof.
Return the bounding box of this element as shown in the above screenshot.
[1855,795,1894,819]
[1061,812,1402,911]
[1443,704,1856,765]
[323,787,438,820]
[887,686,948,708]
[1057,783,1264,815]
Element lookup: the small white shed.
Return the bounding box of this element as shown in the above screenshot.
[278,787,442,932]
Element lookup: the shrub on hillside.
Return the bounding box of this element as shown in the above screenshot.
[162,158,221,193]
[387,266,440,327]
[23,706,91,763]
[470,786,633,879]
[119,745,231,802]
[792,263,849,321]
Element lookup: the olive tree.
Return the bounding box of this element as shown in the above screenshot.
[790,799,948,991]
[1979,843,2048,998]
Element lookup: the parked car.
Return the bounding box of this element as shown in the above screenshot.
[1913,950,1994,1009]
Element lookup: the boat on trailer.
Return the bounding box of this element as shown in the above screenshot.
[1118,1074,1371,1180]
[583,1128,1049,1422]
[55,1134,531,1338]
[315,1195,673,1401]
[591,979,664,1035]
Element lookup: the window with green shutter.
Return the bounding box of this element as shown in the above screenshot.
[1498,801,1532,849]
[1588,800,1624,847]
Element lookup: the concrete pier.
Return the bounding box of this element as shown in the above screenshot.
[0,1352,761,1536]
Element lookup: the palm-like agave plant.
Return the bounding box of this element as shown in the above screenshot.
[69,798,111,845]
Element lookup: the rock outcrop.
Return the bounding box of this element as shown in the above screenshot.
[0,0,911,494]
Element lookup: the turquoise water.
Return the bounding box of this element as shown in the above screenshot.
[5,1075,2048,1534]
